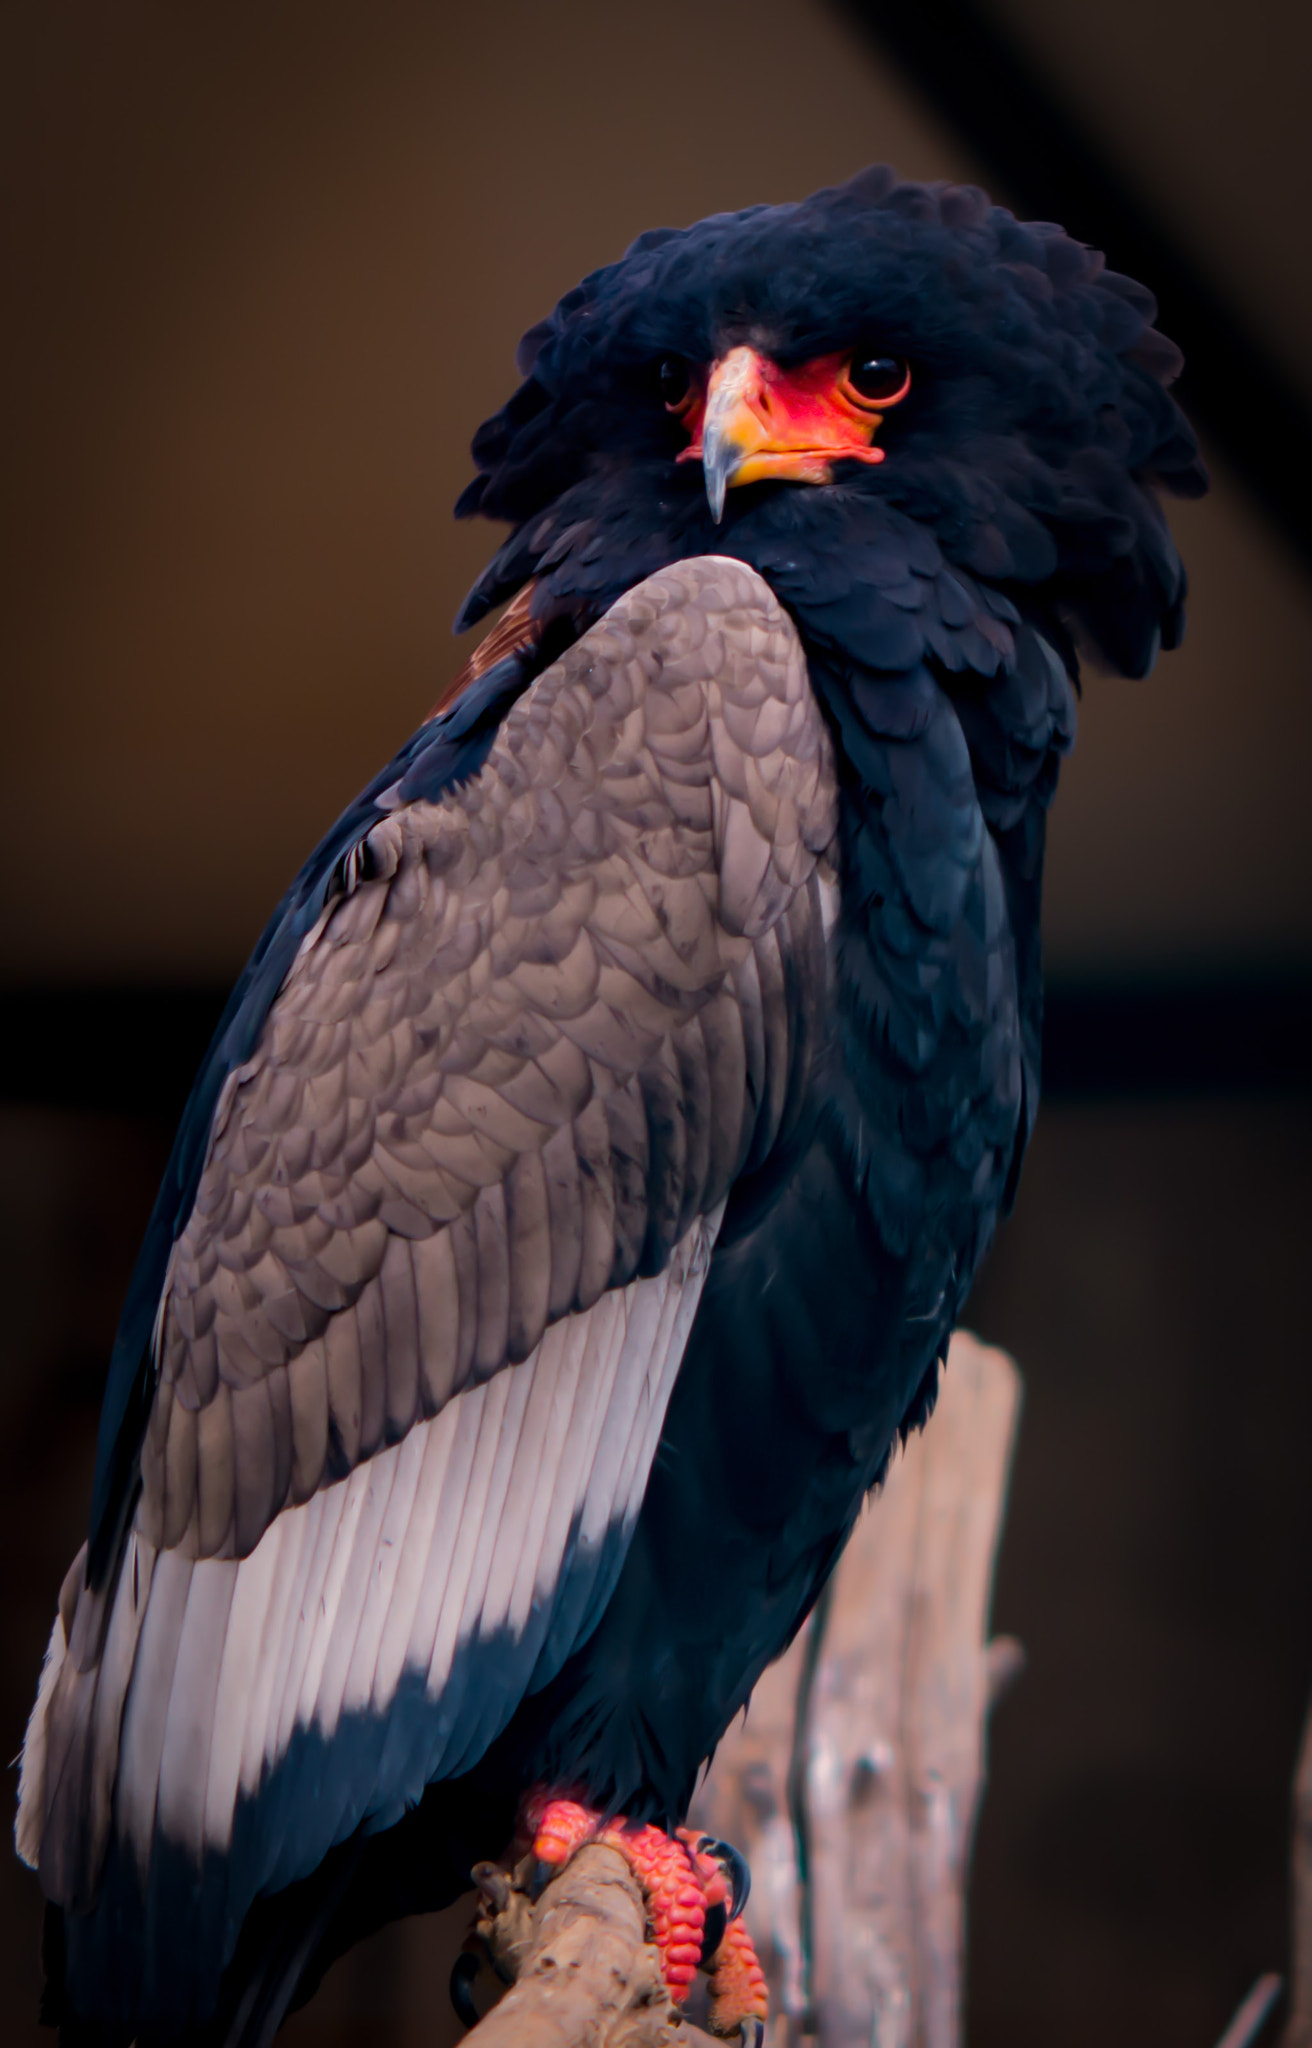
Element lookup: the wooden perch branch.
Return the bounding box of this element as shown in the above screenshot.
[462,1842,722,2048]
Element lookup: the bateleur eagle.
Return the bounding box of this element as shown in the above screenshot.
[17,164,1205,2044]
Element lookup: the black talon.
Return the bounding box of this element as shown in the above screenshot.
[449,1951,482,2031]
[471,1860,510,1913]
[697,1834,752,1919]
[739,2021,764,2048]
[699,1898,728,1965]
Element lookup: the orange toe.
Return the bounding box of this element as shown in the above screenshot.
[514,1791,766,2026]
[597,1820,706,2002]
[525,1794,598,1869]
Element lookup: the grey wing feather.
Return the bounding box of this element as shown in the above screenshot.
[143,554,837,1560]
[20,558,839,1958]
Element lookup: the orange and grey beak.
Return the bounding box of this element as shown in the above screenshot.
[679,345,902,521]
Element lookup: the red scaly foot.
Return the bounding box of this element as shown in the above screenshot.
[703,1913,769,2043]
[522,1794,768,2036]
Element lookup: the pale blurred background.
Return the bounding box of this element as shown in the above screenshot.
[2,4,1310,2044]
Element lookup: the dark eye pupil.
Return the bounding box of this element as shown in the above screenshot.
[850,355,908,402]
[659,357,690,407]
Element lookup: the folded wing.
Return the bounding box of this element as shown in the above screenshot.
[19,556,838,2026]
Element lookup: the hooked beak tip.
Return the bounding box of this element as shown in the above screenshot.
[703,433,734,524]
[708,471,728,524]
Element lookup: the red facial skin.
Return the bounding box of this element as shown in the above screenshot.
[674,345,911,487]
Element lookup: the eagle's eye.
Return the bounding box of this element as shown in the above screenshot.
[659,357,694,413]
[843,355,911,409]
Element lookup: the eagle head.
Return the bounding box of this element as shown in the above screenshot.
[456,164,1206,684]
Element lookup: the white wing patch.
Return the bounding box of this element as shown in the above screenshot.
[21,1207,722,1893]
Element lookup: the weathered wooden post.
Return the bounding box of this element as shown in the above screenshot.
[689,1331,1022,2048]
[1282,1707,1312,2046]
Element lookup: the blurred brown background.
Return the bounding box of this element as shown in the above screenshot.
[1,3,1309,2044]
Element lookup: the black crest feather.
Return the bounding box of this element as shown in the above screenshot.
[456,165,1205,681]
